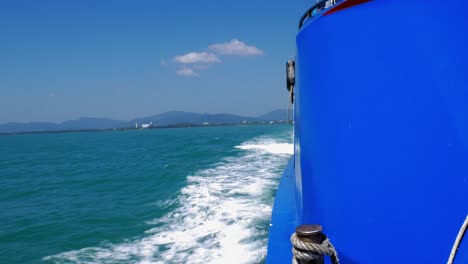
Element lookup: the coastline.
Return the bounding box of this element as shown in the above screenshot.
[0,121,293,136]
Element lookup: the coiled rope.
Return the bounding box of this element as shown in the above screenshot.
[291,233,339,264]
[447,214,468,264]
[290,214,466,264]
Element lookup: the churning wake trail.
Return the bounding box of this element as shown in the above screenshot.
[235,143,293,155]
[44,136,293,264]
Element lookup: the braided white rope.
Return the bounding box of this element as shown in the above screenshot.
[291,233,339,264]
[447,214,468,264]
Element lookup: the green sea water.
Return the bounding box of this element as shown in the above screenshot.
[0,125,293,264]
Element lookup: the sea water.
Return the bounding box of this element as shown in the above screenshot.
[0,124,293,263]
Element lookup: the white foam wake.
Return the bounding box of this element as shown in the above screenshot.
[44,137,292,264]
[235,143,293,155]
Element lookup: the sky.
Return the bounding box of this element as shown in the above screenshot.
[0,0,314,123]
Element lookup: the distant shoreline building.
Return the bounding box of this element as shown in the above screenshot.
[135,122,152,129]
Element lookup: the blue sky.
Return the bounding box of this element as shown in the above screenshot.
[0,0,313,123]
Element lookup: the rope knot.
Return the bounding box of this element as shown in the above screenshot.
[290,225,339,264]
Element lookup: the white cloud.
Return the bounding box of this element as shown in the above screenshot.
[171,39,262,77]
[176,68,199,77]
[209,39,264,56]
[174,52,221,64]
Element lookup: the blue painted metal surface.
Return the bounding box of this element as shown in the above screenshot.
[266,158,297,263]
[268,0,468,263]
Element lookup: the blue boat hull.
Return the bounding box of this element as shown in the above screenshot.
[268,0,468,263]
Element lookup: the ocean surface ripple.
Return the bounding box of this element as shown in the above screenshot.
[0,125,292,264]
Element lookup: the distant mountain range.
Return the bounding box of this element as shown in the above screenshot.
[0,109,289,134]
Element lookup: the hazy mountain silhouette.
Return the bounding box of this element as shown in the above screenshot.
[130,111,257,127]
[0,109,288,134]
[257,109,289,121]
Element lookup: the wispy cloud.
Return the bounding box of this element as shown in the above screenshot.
[209,39,264,56]
[49,92,56,97]
[172,39,263,77]
[174,52,221,64]
[176,68,199,77]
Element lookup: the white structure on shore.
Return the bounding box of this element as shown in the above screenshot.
[135,122,152,129]
[141,122,152,129]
